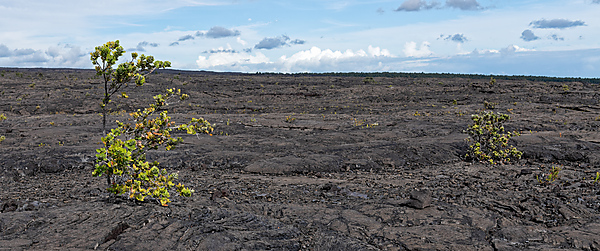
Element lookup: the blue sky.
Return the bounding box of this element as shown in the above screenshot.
[0,0,599,77]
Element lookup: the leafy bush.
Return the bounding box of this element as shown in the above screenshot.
[93,88,213,206]
[285,114,296,123]
[363,76,377,84]
[90,40,171,133]
[464,111,522,164]
[483,101,497,110]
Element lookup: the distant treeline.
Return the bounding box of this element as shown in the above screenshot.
[255,71,600,84]
[2,67,598,84]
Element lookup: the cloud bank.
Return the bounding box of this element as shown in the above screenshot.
[0,43,87,67]
[197,45,393,72]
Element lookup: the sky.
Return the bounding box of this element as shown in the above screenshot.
[0,0,599,77]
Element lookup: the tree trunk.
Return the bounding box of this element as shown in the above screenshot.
[102,108,107,134]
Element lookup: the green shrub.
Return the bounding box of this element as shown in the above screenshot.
[93,88,213,206]
[483,101,497,110]
[285,114,296,123]
[489,76,496,86]
[0,113,5,143]
[537,165,560,184]
[464,111,522,164]
[363,76,377,84]
[90,40,171,133]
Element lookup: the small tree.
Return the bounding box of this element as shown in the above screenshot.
[465,111,522,164]
[93,88,213,206]
[90,40,171,133]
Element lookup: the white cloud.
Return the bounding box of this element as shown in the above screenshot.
[367,45,392,57]
[237,37,247,46]
[401,45,599,77]
[195,45,394,72]
[499,45,535,55]
[467,45,534,56]
[0,43,87,67]
[196,51,270,69]
[277,46,392,72]
[403,41,433,58]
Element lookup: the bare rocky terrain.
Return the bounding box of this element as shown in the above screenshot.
[1,68,600,250]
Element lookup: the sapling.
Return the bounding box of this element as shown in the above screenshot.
[90,40,171,133]
[537,166,560,184]
[93,88,213,206]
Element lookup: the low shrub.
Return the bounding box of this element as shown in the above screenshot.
[93,88,213,206]
[537,165,560,184]
[0,113,5,143]
[464,111,522,164]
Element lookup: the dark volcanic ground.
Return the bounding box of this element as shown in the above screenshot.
[1,68,600,250]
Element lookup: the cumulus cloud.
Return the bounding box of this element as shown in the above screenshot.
[530,19,586,29]
[446,0,481,10]
[203,44,238,54]
[178,34,195,41]
[254,35,305,50]
[196,45,393,72]
[0,44,37,57]
[425,47,598,77]
[520,29,540,42]
[549,34,565,41]
[237,37,247,46]
[441,34,468,43]
[0,43,87,66]
[395,0,440,11]
[0,45,10,57]
[290,39,306,45]
[468,44,533,56]
[13,48,36,56]
[255,35,290,50]
[403,41,433,57]
[279,46,392,71]
[45,44,87,65]
[499,45,535,55]
[128,41,159,52]
[193,43,597,77]
[197,26,241,38]
[203,48,238,54]
[196,50,270,69]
